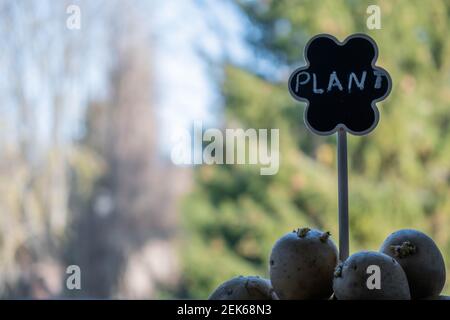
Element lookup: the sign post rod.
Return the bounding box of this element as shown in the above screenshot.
[337,127,349,261]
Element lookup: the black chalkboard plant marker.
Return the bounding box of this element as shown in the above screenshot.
[288,34,392,261]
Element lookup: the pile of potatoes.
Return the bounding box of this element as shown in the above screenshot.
[209,228,449,300]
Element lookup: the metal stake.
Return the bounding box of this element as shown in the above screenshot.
[337,127,349,261]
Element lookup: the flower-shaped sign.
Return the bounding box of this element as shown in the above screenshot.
[288,34,392,136]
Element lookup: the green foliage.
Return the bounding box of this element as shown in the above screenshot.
[181,0,450,298]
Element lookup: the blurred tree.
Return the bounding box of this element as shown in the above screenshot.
[0,0,97,297]
[65,6,185,299]
[180,0,450,298]
[0,0,187,299]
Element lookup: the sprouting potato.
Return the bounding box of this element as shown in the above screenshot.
[208,276,278,300]
[333,251,411,300]
[380,229,446,299]
[269,227,338,299]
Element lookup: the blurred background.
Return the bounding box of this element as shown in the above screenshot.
[0,0,449,299]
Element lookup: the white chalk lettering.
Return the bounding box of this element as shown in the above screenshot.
[373,70,384,89]
[327,71,343,92]
[313,73,324,94]
[296,71,310,92]
[294,70,384,94]
[348,71,367,92]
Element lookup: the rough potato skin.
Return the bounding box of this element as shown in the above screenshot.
[333,251,411,300]
[269,228,338,299]
[380,229,446,299]
[208,276,278,300]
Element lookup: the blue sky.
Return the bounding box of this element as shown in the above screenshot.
[152,0,252,150]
